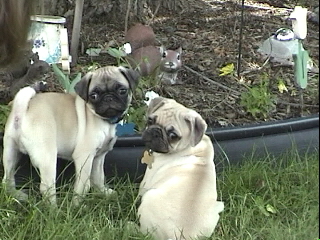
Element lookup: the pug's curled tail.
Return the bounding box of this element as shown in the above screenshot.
[10,86,37,130]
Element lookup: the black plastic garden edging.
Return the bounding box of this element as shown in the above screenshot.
[103,114,319,181]
[0,114,318,185]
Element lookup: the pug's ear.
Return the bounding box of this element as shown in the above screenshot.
[185,113,207,147]
[118,66,141,90]
[74,72,93,102]
[147,97,167,115]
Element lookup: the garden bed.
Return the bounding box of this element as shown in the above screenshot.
[72,0,319,129]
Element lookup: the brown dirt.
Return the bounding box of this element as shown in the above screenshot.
[1,0,319,130]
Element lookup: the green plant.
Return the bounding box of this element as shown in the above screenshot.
[0,104,10,132]
[107,45,153,75]
[240,77,277,119]
[81,61,102,72]
[52,64,82,93]
[107,46,159,133]
[125,104,147,133]
[107,45,131,68]
[124,73,161,133]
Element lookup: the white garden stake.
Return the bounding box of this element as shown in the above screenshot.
[289,6,309,89]
[290,6,308,40]
[60,28,71,73]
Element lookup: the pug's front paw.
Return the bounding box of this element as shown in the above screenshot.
[12,189,29,202]
[103,187,116,196]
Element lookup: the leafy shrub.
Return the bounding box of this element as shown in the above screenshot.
[52,64,82,93]
[0,105,10,132]
[124,74,159,133]
[240,78,277,119]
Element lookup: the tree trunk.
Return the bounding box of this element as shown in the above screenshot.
[34,0,69,16]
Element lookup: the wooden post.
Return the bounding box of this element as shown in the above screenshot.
[70,0,84,66]
[236,0,245,78]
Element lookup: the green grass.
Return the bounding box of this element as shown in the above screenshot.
[0,150,319,240]
[214,150,319,240]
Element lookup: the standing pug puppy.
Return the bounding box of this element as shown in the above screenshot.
[2,66,140,205]
[138,97,224,240]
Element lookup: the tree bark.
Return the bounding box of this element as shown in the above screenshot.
[34,0,69,16]
[34,0,189,25]
[71,0,84,66]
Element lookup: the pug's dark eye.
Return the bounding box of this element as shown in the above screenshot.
[118,88,128,95]
[168,131,179,141]
[147,117,153,125]
[89,92,99,101]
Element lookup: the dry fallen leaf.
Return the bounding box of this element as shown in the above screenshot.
[278,79,288,93]
[219,63,235,76]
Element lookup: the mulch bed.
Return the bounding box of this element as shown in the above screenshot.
[1,0,319,128]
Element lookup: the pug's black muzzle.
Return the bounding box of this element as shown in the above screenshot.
[93,93,129,123]
[142,125,169,153]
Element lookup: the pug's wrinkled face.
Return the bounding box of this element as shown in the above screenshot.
[142,97,207,153]
[75,66,140,123]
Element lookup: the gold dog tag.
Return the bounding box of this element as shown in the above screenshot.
[141,150,154,168]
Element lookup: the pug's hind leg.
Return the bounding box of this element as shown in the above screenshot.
[2,141,27,201]
[31,151,58,205]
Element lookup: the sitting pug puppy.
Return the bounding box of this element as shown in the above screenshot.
[2,66,140,205]
[138,97,224,240]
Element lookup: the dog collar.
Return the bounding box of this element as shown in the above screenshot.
[104,115,124,124]
[105,107,130,124]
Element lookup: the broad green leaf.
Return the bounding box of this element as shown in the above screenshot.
[52,64,70,90]
[107,47,126,58]
[68,73,82,93]
[86,48,102,57]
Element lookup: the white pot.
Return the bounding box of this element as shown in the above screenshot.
[29,15,70,71]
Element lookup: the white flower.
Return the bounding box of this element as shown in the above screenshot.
[289,6,308,40]
[144,91,160,105]
[123,43,132,54]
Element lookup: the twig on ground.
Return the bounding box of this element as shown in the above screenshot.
[240,55,271,75]
[183,65,241,95]
[277,100,319,108]
[242,3,292,11]
[148,0,162,25]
